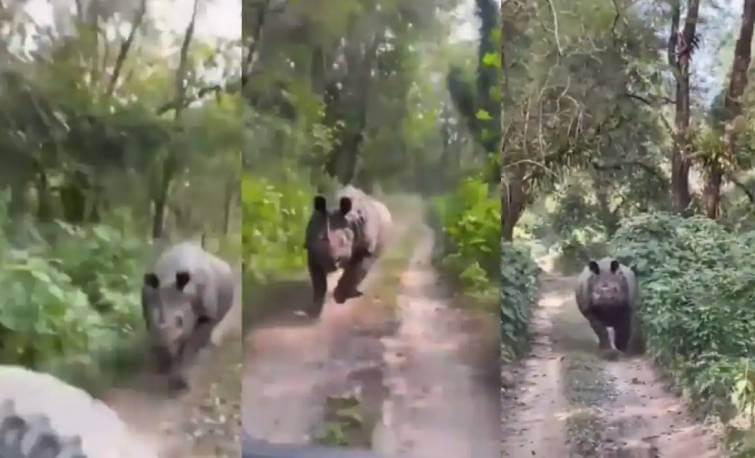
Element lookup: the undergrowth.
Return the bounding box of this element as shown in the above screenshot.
[429,177,500,311]
[500,241,540,363]
[0,191,151,392]
[610,212,755,455]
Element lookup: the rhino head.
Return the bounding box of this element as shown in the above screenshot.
[306,195,358,268]
[142,271,200,355]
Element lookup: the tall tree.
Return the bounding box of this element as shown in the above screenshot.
[702,0,755,219]
[668,0,701,215]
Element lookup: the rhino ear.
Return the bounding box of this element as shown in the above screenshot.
[175,271,191,291]
[588,261,600,275]
[144,273,159,289]
[339,197,352,215]
[314,196,327,213]
[610,259,620,273]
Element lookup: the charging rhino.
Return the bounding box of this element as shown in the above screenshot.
[575,258,643,355]
[304,185,392,317]
[141,242,235,389]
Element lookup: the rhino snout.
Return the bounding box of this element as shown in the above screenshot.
[590,284,625,306]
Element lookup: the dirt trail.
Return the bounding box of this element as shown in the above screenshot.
[501,270,723,458]
[101,269,244,458]
[371,225,500,457]
[243,198,500,458]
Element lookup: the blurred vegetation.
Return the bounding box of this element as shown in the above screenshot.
[0,0,241,391]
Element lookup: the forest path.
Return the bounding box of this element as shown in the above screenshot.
[243,195,500,458]
[500,267,722,457]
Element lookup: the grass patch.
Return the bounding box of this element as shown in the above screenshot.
[313,395,376,448]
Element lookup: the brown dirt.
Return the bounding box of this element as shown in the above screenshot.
[501,271,723,458]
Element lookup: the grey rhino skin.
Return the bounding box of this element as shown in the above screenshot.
[141,242,235,390]
[575,257,643,355]
[304,185,392,317]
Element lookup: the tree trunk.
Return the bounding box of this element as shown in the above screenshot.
[35,170,52,223]
[669,0,700,215]
[106,0,146,97]
[151,190,167,240]
[151,0,199,240]
[703,0,754,219]
[223,180,235,235]
[8,180,27,218]
[325,38,378,184]
[501,168,526,241]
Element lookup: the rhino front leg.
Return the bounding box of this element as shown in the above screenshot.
[625,311,645,356]
[151,344,173,374]
[168,319,216,391]
[308,255,327,317]
[333,256,374,304]
[613,318,631,353]
[584,312,612,350]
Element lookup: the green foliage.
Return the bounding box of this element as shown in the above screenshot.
[0,192,147,368]
[610,213,755,431]
[431,177,500,306]
[241,173,311,283]
[500,242,540,363]
[314,395,373,448]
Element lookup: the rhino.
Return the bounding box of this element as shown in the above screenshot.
[304,185,392,317]
[575,258,643,355]
[141,242,235,389]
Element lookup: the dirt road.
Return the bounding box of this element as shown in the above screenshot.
[243,198,500,458]
[500,271,724,458]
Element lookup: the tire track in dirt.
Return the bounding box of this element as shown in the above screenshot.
[501,270,723,458]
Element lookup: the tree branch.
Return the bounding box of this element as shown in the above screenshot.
[590,159,667,183]
[624,92,674,135]
[725,172,755,203]
[545,0,564,56]
[106,0,147,97]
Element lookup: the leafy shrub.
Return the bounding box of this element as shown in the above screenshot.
[241,173,311,283]
[0,195,148,369]
[610,212,755,427]
[430,177,500,303]
[500,242,540,363]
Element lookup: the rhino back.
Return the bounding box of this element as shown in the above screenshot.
[336,186,390,253]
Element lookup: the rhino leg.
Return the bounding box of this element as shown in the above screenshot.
[179,318,216,364]
[307,255,327,317]
[167,318,216,391]
[584,313,612,350]
[613,319,631,352]
[625,312,645,356]
[333,256,374,304]
[151,345,173,374]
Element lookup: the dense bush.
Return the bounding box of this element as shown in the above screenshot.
[430,177,500,305]
[500,242,540,363]
[610,212,755,430]
[0,192,148,368]
[241,174,312,283]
